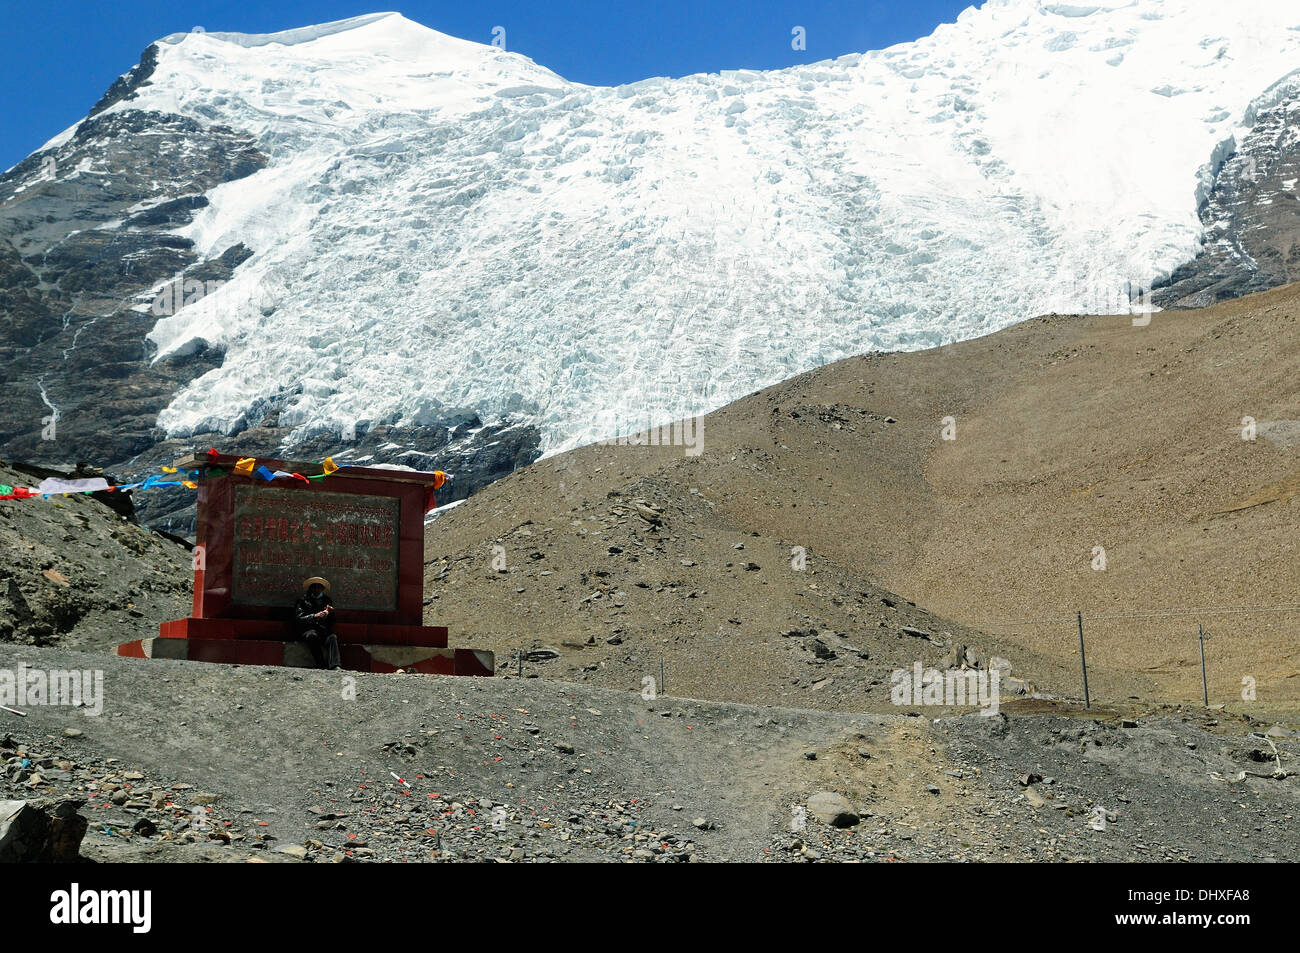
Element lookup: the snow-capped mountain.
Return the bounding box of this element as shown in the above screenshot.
[3,1,1300,524]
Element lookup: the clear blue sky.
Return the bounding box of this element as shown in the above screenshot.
[1,0,974,171]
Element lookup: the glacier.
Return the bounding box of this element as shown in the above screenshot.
[24,1,1300,454]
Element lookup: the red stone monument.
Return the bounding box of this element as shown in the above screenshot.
[115,452,492,676]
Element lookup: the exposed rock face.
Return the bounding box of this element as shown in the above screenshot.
[88,42,161,117]
[0,52,542,539]
[0,797,88,862]
[1155,81,1300,309]
[0,102,268,472]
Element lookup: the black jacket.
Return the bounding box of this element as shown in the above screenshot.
[294,592,334,637]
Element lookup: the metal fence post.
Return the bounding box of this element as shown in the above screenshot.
[1198,624,1209,706]
[1077,611,1090,709]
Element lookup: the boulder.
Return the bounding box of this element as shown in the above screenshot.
[942,644,981,670]
[807,792,859,828]
[0,797,88,862]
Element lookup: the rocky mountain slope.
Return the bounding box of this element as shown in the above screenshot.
[0,460,191,649]
[1156,75,1300,308]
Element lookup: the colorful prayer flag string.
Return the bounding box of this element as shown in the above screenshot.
[1,451,354,502]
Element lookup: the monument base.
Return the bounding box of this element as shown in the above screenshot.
[116,632,494,676]
[116,617,493,676]
[156,617,451,646]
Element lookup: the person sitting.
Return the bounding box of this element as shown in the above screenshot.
[294,576,340,670]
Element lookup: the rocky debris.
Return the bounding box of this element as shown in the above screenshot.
[765,705,1300,863]
[0,732,279,858]
[806,638,837,661]
[426,465,1016,715]
[943,644,980,669]
[634,502,664,526]
[285,769,709,864]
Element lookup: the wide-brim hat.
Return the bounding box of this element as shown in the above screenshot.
[302,576,331,594]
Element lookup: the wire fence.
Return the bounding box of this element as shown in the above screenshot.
[979,603,1300,627]
[970,604,1300,710]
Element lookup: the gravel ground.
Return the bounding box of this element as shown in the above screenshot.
[3,645,1295,862]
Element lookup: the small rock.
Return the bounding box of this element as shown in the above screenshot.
[42,569,70,587]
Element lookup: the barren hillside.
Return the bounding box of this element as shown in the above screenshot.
[426,282,1300,713]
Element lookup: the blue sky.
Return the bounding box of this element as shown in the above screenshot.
[1,0,974,171]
